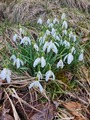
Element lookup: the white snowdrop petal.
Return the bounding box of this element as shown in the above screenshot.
[61,13,66,20]
[10,55,16,61]
[33,58,41,67]
[37,18,43,24]
[29,82,35,89]
[78,53,84,61]
[38,82,44,92]
[41,57,46,68]
[67,53,74,64]
[13,34,18,42]
[17,58,20,68]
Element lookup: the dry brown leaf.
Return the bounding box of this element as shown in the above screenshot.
[63,101,85,120]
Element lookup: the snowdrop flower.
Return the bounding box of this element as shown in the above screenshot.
[78,50,84,61]
[61,13,66,20]
[29,81,44,92]
[51,28,56,35]
[47,41,58,54]
[10,55,16,61]
[13,58,24,68]
[43,41,49,51]
[47,19,51,24]
[37,18,43,24]
[48,23,53,28]
[62,21,68,29]
[45,70,55,81]
[63,40,70,47]
[64,53,74,64]
[69,31,76,42]
[33,58,41,67]
[62,30,67,36]
[71,47,76,54]
[37,71,43,80]
[56,35,60,41]
[73,35,76,42]
[53,18,59,24]
[33,57,46,68]
[57,59,64,69]
[34,43,39,51]
[13,34,18,42]
[20,36,31,45]
[41,57,46,68]
[0,68,11,83]
[46,30,50,35]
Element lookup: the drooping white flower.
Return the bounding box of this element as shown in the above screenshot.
[0,68,11,83]
[20,36,31,45]
[43,41,49,51]
[13,58,24,68]
[51,28,56,35]
[57,59,64,69]
[71,47,76,54]
[29,81,44,92]
[46,30,50,35]
[56,35,60,41]
[48,23,53,28]
[10,55,16,61]
[64,53,74,64]
[67,53,74,64]
[78,50,84,61]
[63,40,70,47]
[13,34,18,42]
[33,57,46,68]
[37,18,43,24]
[41,57,46,68]
[47,41,58,54]
[61,13,66,20]
[62,30,67,36]
[33,58,41,67]
[37,71,43,80]
[62,21,68,29]
[47,19,51,24]
[45,70,55,81]
[78,53,84,61]
[34,43,39,51]
[69,31,76,42]
[53,18,59,24]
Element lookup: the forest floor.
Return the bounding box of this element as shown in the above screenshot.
[0,0,90,120]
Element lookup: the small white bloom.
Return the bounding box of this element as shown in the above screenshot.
[78,50,84,61]
[51,28,56,35]
[34,43,39,51]
[67,53,74,64]
[33,58,41,67]
[29,81,44,92]
[20,36,31,45]
[10,55,16,61]
[33,57,46,68]
[47,41,58,54]
[63,40,70,47]
[62,30,67,36]
[47,19,51,24]
[37,71,43,80]
[43,41,49,51]
[48,23,53,28]
[62,21,68,29]
[41,57,46,68]
[46,30,50,35]
[53,18,59,24]
[0,68,11,83]
[73,35,76,42]
[56,35,60,41]
[64,53,74,64]
[37,18,43,24]
[69,31,76,42]
[45,70,55,81]
[71,47,76,54]
[61,13,66,20]
[13,34,18,42]
[13,58,24,68]
[57,59,64,69]
[78,53,84,61]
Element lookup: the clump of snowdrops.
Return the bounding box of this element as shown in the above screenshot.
[0,13,84,92]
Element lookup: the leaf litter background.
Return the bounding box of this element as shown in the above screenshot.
[0,0,90,120]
